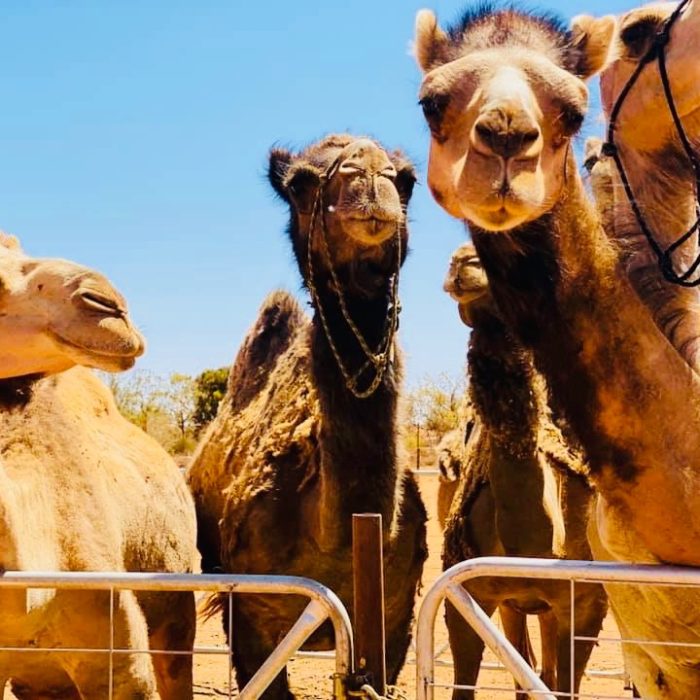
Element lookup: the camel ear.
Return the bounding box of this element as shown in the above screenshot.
[391,152,417,204]
[0,232,21,252]
[570,14,617,79]
[414,9,451,72]
[268,148,294,203]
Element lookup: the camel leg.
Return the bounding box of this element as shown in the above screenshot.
[143,591,196,700]
[445,594,497,700]
[554,585,607,698]
[60,590,157,700]
[499,605,535,700]
[227,600,294,700]
[538,610,558,691]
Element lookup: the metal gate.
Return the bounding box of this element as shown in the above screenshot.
[415,556,700,700]
[0,571,353,699]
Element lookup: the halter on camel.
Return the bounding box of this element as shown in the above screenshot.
[603,0,700,287]
[306,154,402,399]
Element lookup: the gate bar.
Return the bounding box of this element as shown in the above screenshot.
[0,571,354,696]
[416,556,700,700]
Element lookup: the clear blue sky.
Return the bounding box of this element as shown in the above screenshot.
[0,0,637,387]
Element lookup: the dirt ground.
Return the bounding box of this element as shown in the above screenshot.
[189,472,634,699]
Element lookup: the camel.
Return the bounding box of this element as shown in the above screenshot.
[436,426,467,531]
[438,243,606,699]
[187,134,427,699]
[414,4,700,697]
[0,235,198,699]
[0,231,144,379]
[594,1,700,374]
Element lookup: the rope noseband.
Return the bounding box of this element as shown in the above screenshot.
[603,0,700,286]
[305,156,402,399]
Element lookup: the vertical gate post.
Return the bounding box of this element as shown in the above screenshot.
[352,513,386,695]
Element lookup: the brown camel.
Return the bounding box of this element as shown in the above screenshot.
[0,235,197,699]
[439,243,606,699]
[187,134,428,699]
[414,4,700,697]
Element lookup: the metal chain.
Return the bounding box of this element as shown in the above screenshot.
[305,159,402,399]
[347,684,410,700]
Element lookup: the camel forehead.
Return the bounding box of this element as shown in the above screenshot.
[297,133,386,167]
[447,7,576,69]
[423,47,584,93]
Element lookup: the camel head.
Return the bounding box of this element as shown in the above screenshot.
[596,2,700,262]
[0,234,145,379]
[584,136,615,227]
[600,2,700,154]
[268,134,416,298]
[414,5,615,232]
[443,242,490,327]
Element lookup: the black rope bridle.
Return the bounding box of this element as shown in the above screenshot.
[602,0,700,286]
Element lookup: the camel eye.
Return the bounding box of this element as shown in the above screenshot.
[419,94,449,129]
[620,17,661,59]
[560,106,584,137]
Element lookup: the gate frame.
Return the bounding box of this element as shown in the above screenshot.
[415,555,700,700]
[0,571,354,699]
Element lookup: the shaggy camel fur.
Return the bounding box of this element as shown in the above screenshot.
[0,236,197,699]
[415,4,700,697]
[187,134,427,699]
[439,243,606,699]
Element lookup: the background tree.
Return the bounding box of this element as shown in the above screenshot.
[404,372,465,469]
[193,367,229,433]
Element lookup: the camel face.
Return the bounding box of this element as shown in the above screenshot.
[600,2,700,153]
[269,134,415,273]
[443,242,490,327]
[0,239,145,378]
[414,8,615,232]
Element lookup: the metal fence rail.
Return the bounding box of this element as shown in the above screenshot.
[415,556,700,700]
[0,571,354,700]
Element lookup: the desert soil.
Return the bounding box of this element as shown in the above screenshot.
[189,472,634,699]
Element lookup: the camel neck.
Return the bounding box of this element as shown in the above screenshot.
[468,306,554,556]
[309,283,400,545]
[609,153,700,374]
[472,170,700,564]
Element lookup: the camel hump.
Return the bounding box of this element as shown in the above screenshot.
[227,290,308,411]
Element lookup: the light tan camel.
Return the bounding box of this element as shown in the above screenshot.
[595,1,700,374]
[0,235,197,699]
[415,5,700,697]
[435,426,467,530]
[187,135,427,699]
[0,231,144,379]
[439,243,606,699]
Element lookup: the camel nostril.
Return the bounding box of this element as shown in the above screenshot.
[339,161,367,175]
[77,290,126,317]
[474,113,540,160]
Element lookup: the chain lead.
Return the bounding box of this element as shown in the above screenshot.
[306,158,402,399]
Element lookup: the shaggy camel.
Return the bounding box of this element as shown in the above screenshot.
[439,243,606,699]
[187,134,427,699]
[0,236,197,699]
[415,4,700,697]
